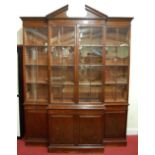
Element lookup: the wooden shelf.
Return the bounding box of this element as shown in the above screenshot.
[24,45,48,47]
[104,99,127,102]
[79,64,103,67]
[79,81,102,85]
[80,45,103,47]
[26,99,48,102]
[25,63,47,66]
[105,81,128,85]
[51,81,74,86]
[50,100,74,104]
[50,44,75,47]
[104,44,129,47]
[105,64,128,66]
[26,80,48,84]
[51,65,74,67]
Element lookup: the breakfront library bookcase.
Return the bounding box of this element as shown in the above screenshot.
[21,5,133,152]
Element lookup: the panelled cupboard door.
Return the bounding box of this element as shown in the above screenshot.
[48,115,74,144]
[104,111,127,139]
[25,108,48,142]
[79,115,103,144]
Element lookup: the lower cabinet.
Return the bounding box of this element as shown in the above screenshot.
[48,108,104,151]
[24,105,128,150]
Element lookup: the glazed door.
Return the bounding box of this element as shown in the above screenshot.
[50,25,75,103]
[104,26,129,102]
[24,26,48,103]
[78,26,104,103]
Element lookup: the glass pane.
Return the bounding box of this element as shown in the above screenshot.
[51,66,74,102]
[116,85,128,102]
[26,84,37,101]
[51,67,64,85]
[50,26,75,45]
[51,47,74,65]
[62,86,74,102]
[26,66,37,83]
[104,85,116,102]
[118,27,129,46]
[63,66,74,84]
[105,46,129,65]
[89,66,102,84]
[51,86,63,102]
[79,46,102,65]
[37,66,48,83]
[79,85,90,102]
[106,27,129,46]
[90,86,102,102]
[51,66,74,85]
[79,66,90,83]
[37,84,48,101]
[79,66,90,101]
[25,47,48,65]
[117,46,129,65]
[79,65,103,102]
[51,85,74,103]
[90,66,102,102]
[105,66,128,84]
[104,85,128,102]
[79,27,102,45]
[106,27,117,45]
[25,27,48,45]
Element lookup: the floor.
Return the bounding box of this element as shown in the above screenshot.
[17,136,138,155]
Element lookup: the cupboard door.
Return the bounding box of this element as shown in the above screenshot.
[104,111,127,139]
[79,115,103,144]
[49,115,74,144]
[25,108,47,142]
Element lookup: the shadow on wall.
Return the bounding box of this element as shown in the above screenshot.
[17,28,23,45]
